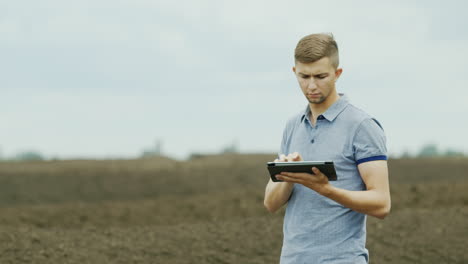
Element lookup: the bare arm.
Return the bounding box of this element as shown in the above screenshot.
[263,153,301,213]
[276,160,391,219]
[264,179,294,213]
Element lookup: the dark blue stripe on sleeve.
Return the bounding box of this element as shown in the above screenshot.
[356,155,387,165]
[371,118,384,130]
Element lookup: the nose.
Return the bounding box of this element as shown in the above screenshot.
[307,79,318,89]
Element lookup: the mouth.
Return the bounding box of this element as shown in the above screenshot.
[307,93,321,98]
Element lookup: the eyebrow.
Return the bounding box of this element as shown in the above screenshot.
[298,72,329,77]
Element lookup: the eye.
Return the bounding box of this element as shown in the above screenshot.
[316,75,328,79]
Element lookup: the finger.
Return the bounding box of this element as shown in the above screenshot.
[292,152,303,161]
[280,172,309,180]
[312,167,328,181]
[274,159,279,162]
[311,167,322,175]
[279,154,287,161]
[276,174,303,184]
[290,152,297,161]
[297,153,303,161]
[282,171,328,185]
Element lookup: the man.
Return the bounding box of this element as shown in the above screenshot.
[263,33,390,264]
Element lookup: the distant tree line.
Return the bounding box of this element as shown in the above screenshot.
[140,139,164,158]
[0,150,46,161]
[0,142,465,161]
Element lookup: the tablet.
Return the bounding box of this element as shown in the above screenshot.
[267,161,337,182]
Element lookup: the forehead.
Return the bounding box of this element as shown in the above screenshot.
[295,57,334,74]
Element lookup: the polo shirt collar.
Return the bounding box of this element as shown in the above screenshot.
[301,93,349,123]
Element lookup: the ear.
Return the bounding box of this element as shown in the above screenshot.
[292,66,296,73]
[335,68,343,80]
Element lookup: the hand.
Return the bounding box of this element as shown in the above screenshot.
[274,152,303,163]
[275,167,332,196]
[272,152,303,183]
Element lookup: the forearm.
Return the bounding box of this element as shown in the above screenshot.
[321,186,391,219]
[264,179,294,213]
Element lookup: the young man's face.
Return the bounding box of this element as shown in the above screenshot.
[293,57,342,104]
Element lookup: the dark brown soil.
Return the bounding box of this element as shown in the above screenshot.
[0,154,467,263]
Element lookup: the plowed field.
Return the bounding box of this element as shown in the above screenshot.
[0,155,467,263]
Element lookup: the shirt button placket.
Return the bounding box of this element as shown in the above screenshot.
[310,125,316,144]
[311,115,325,144]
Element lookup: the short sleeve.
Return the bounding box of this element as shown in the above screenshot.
[278,124,289,158]
[353,118,387,165]
[278,118,294,158]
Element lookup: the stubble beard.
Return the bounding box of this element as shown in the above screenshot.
[307,94,327,104]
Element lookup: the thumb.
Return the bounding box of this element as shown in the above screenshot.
[292,152,303,161]
[312,167,322,175]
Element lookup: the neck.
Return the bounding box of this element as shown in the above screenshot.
[309,90,340,121]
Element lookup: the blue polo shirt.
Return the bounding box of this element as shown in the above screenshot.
[279,95,387,264]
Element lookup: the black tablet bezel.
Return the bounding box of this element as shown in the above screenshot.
[267,161,337,182]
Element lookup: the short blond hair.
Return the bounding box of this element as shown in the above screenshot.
[294,33,339,68]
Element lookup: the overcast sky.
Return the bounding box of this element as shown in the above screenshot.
[1,0,467,159]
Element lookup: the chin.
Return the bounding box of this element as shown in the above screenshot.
[308,98,326,104]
